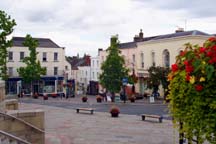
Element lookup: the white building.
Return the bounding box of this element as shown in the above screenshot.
[90,51,100,82]
[6,36,71,95]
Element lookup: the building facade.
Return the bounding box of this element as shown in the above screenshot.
[6,37,69,96]
[99,29,212,97]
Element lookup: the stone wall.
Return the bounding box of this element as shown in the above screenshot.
[1,109,45,144]
[0,81,5,112]
[5,99,19,110]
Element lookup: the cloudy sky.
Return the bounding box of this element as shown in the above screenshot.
[1,0,216,57]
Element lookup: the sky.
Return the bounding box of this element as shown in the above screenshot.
[1,0,216,57]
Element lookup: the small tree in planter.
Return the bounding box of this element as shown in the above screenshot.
[96,95,103,103]
[82,96,88,102]
[109,106,120,117]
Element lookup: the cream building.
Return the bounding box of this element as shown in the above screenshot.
[6,37,71,95]
[136,30,211,95]
[99,29,212,97]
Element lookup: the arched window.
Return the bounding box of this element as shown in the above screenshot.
[151,51,155,66]
[163,49,170,67]
[140,53,144,68]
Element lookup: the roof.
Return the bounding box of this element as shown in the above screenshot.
[118,42,137,49]
[150,30,210,41]
[12,37,61,48]
[67,55,91,70]
[118,30,211,49]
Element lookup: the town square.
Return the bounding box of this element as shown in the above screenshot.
[0,0,216,144]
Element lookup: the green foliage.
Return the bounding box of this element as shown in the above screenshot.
[147,66,170,91]
[17,34,46,83]
[99,36,129,93]
[0,10,16,80]
[168,37,216,143]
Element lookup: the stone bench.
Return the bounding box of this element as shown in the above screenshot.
[141,114,163,123]
[76,108,94,114]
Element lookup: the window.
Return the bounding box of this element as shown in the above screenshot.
[20,52,25,61]
[151,51,155,66]
[141,53,144,68]
[132,54,135,63]
[8,52,13,61]
[8,67,13,77]
[43,67,47,75]
[54,67,58,75]
[65,66,68,70]
[92,72,95,79]
[54,52,58,61]
[97,60,99,67]
[43,52,47,62]
[97,72,99,79]
[92,60,94,67]
[163,49,170,67]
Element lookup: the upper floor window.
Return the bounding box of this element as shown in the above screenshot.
[43,52,47,62]
[65,66,68,70]
[20,52,25,61]
[132,54,135,63]
[54,67,58,75]
[54,52,58,61]
[8,67,13,77]
[92,60,94,67]
[8,52,13,61]
[151,51,155,66]
[97,60,99,67]
[163,49,170,67]
[141,53,144,68]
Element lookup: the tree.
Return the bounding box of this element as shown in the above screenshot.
[0,10,16,80]
[99,36,129,101]
[147,66,170,97]
[17,34,46,95]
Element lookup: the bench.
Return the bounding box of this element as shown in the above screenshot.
[141,114,163,123]
[76,108,94,114]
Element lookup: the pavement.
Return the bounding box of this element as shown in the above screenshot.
[18,97,179,144]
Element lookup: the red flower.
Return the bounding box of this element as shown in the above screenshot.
[208,37,216,42]
[185,74,190,81]
[171,64,178,72]
[207,51,213,57]
[186,65,193,73]
[199,47,206,53]
[180,51,186,56]
[195,85,203,91]
[184,60,189,66]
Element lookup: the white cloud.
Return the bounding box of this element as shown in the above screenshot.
[1,0,216,57]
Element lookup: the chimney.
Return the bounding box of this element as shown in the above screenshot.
[98,48,103,56]
[110,35,118,45]
[139,29,143,39]
[134,29,144,42]
[175,28,184,33]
